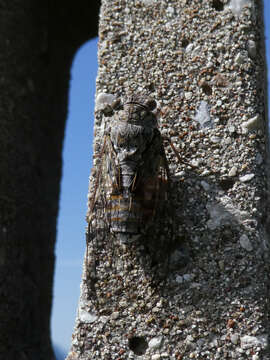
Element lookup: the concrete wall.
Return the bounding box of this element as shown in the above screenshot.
[67,1,269,359]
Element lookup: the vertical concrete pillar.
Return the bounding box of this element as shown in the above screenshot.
[67,1,269,359]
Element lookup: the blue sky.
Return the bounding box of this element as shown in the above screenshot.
[51,37,98,353]
[51,2,270,356]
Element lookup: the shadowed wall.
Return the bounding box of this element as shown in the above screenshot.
[0,1,100,359]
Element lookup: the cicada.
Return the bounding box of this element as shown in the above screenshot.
[86,93,192,287]
[87,94,172,240]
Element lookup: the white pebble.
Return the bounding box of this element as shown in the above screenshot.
[242,114,261,131]
[239,174,255,182]
[227,0,252,16]
[185,92,193,100]
[240,335,260,349]
[149,336,163,349]
[228,166,237,177]
[239,234,253,251]
[96,93,116,110]
[235,52,245,65]
[185,43,194,53]
[230,333,239,345]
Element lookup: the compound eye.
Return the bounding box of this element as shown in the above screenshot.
[131,113,140,121]
[140,110,147,118]
[111,98,123,110]
[145,98,156,111]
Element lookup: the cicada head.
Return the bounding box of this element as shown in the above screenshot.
[119,94,158,128]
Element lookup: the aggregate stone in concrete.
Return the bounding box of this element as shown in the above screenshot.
[66,1,269,359]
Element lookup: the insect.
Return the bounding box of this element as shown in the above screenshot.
[86,93,193,286]
[87,94,173,240]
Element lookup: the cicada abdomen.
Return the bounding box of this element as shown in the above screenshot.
[99,94,170,238]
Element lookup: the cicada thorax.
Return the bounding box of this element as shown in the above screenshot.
[105,96,168,235]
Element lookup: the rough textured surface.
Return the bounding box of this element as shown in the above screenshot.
[68,0,269,359]
[0,1,100,359]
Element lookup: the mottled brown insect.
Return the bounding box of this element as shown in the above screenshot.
[86,93,196,290]
[87,94,171,240]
